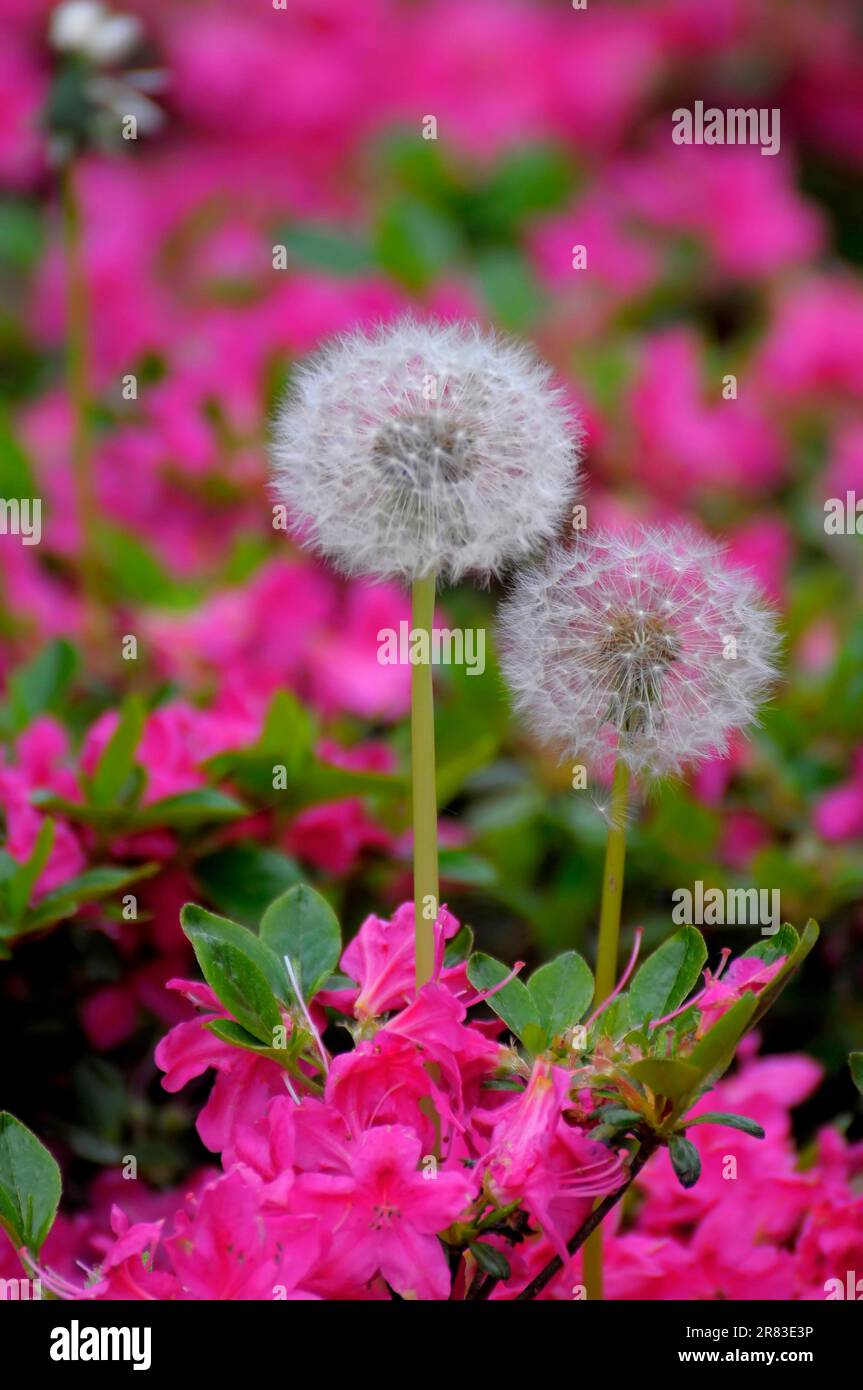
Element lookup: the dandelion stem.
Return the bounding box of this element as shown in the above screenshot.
[411,572,439,987]
[594,757,631,1002]
[585,753,631,1301]
[61,160,102,629]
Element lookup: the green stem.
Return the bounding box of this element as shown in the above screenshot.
[61,160,102,625]
[585,754,631,1300]
[411,573,439,987]
[594,757,631,1001]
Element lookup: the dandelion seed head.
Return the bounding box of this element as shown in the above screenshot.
[498,527,781,780]
[269,317,581,584]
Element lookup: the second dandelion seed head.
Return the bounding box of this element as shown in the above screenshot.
[499,527,781,780]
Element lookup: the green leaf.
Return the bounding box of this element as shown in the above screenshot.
[180,904,286,1042]
[276,223,375,277]
[470,1243,511,1281]
[684,994,758,1097]
[0,204,44,275]
[7,639,78,730]
[438,849,497,887]
[19,862,157,934]
[595,994,631,1042]
[374,196,462,292]
[0,407,37,495]
[0,1113,62,1255]
[207,1019,286,1058]
[476,248,544,331]
[196,844,302,927]
[628,928,707,1029]
[521,1022,550,1054]
[748,919,820,1028]
[88,696,146,807]
[134,789,248,829]
[96,523,199,607]
[849,1053,863,1095]
[444,924,474,967]
[527,951,594,1040]
[599,1107,644,1129]
[741,923,798,966]
[259,884,342,1002]
[668,1135,701,1189]
[627,1058,702,1100]
[214,748,403,809]
[685,1112,765,1138]
[466,953,542,1047]
[469,143,572,239]
[73,1059,127,1143]
[256,689,315,778]
[8,819,55,921]
[298,760,405,807]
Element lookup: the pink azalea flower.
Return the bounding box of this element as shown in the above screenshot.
[484,1058,624,1260]
[383,981,503,1124]
[167,1168,321,1301]
[796,1198,863,1299]
[325,901,462,1021]
[84,1208,178,1302]
[79,984,139,1052]
[0,762,85,900]
[719,811,771,869]
[813,749,863,843]
[630,328,783,498]
[155,980,290,1162]
[726,516,792,606]
[694,956,786,1037]
[288,797,387,876]
[81,701,245,807]
[756,275,863,402]
[324,1034,449,1152]
[290,1123,474,1300]
[617,143,823,279]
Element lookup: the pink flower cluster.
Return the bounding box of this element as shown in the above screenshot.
[7,905,857,1302]
[508,1040,863,1301]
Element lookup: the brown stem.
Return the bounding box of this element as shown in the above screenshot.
[515,1135,659,1301]
[463,1134,659,1303]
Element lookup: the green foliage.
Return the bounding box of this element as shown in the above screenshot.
[628,928,708,1029]
[3,640,78,735]
[196,844,302,927]
[180,903,287,1042]
[259,884,342,1002]
[0,1113,61,1255]
[526,951,594,1041]
[668,1134,701,1189]
[685,1112,765,1138]
[466,952,543,1048]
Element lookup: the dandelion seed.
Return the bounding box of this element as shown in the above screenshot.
[269,316,581,585]
[498,527,780,780]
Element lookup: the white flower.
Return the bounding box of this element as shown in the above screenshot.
[498,527,780,780]
[269,317,581,584]
[50,2,142,65]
